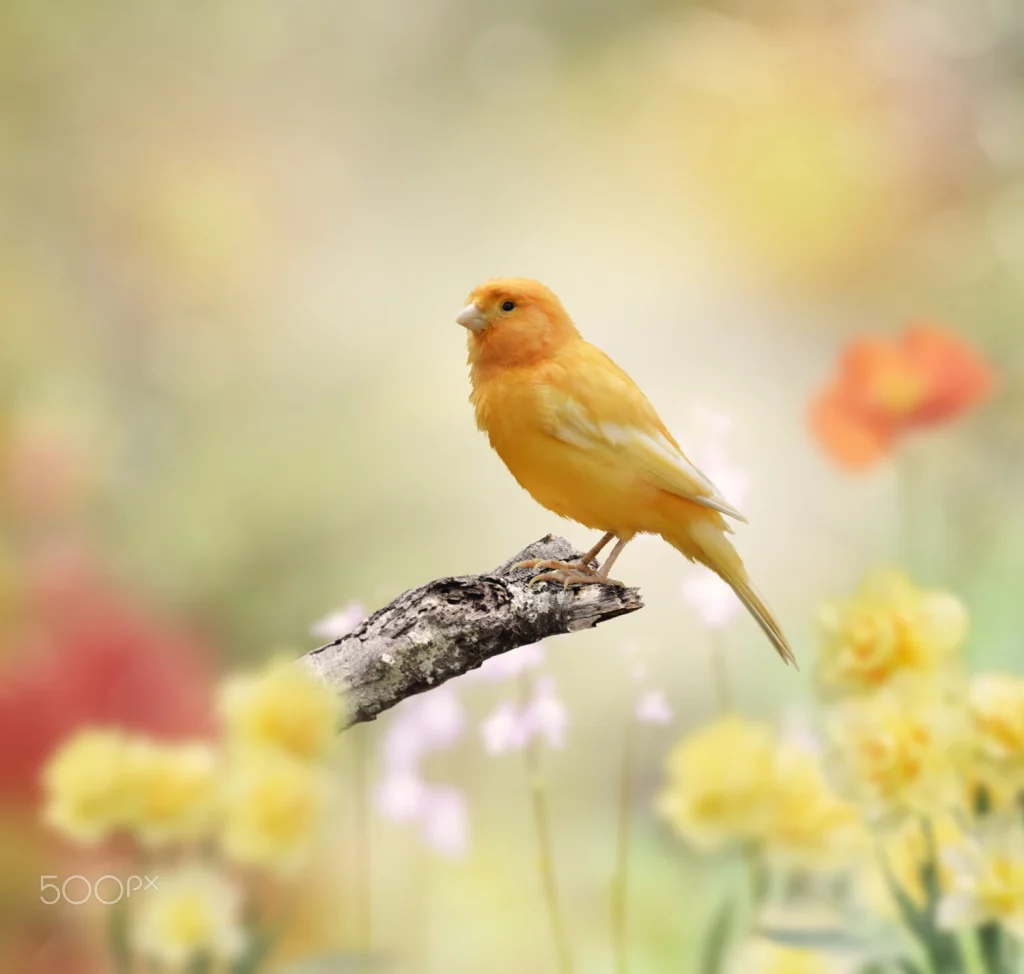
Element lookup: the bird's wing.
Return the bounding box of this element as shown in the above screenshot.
[538,343,747,522]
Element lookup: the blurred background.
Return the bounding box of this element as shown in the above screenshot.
[2,0,1023,971]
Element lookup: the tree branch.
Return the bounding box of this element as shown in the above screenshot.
[299,534,643,728]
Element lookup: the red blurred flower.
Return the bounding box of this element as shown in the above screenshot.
[0,547,213,806]
[810,323,993,470]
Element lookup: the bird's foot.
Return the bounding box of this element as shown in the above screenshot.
[526,567,625,590]
[514,558,597,577]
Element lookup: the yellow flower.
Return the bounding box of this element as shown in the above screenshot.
[867,815,962,913]
[762,744,866,870]
[968,674,1024,803]
[123,740,220,847]
[41,729,133,844]
[816,570,967,697]
[729,939,854,974]
[658,716,779,851]
[938,823,1024,936]
[42,731,223,849]
[970,674,1024,760]
[659,718,866,864]
[218,658,343,762]
[220,746,330,876]
[131,863,245,969]
[829,694,966,822]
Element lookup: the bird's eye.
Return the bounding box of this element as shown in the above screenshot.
[500,300,515,312]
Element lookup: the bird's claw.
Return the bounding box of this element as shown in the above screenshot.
[515,558,597,579]
[527,568,625,590]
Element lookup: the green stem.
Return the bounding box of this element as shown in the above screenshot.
[967,924,1001,974]
[107,895,132,974]
[414,844,431,974]
[353,725,372,953]
[519,674,573,974]
[975,922,1002,974]
[187,955,211,974]
[920,819,964,974]
[878,819,962,974]
[611,714,637,974]
[229,891,287,974]
[743,846,769,911]
[699,897,737,974]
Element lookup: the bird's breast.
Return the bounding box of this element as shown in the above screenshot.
[471,374,657,534]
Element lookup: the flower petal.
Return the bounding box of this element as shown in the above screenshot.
[809,387,893,470]
[936,891,985,931]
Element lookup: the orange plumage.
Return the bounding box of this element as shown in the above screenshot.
[458,277,796,667]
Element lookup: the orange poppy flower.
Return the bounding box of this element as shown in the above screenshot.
[811,324,993,470]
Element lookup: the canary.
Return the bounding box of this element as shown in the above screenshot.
[458,278,797,667]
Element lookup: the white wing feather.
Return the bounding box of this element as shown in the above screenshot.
[543,388,747,523]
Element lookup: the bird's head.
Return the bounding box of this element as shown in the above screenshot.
[458,278,580,370]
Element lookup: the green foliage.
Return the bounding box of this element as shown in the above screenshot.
[700,897,737,974]
[107,896,132,974]
[274,955,388,974]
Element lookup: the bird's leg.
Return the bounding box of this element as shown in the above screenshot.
[514,531,614,578]
[577,531,616,569]
[594,536,629,578]
[527,536,631,590]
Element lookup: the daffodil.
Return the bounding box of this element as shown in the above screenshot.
[816,569,967,697]
[220,746,330,876]
[938,823,1024,936]
[41,728,133,844]
[131,863,245,969]
[864,814,962,915]
[968,673,1024,804]
[123,740,220,847]
[658,715,780,850]
[218,658,343,763]
[829,694,967,822]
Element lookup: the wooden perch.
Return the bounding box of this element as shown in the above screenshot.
[299,534,643,729]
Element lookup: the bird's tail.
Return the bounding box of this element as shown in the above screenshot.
[664,516,798,668]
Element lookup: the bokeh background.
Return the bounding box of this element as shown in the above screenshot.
[2,0,1023,971]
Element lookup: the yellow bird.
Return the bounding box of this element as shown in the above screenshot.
[457,277,797,667]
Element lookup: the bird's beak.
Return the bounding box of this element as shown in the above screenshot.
[456,302,487,332]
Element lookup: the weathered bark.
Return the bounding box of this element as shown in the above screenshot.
[299,535,643,728]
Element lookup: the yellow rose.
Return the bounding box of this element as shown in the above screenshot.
[829,693,967,822]
[220,746,331,876]
[658,716,779,851]
[218,658,343,763]
[131,863,245,969]
[124,740,220,847]
[816,570,967,697]
[41,729,133,844]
